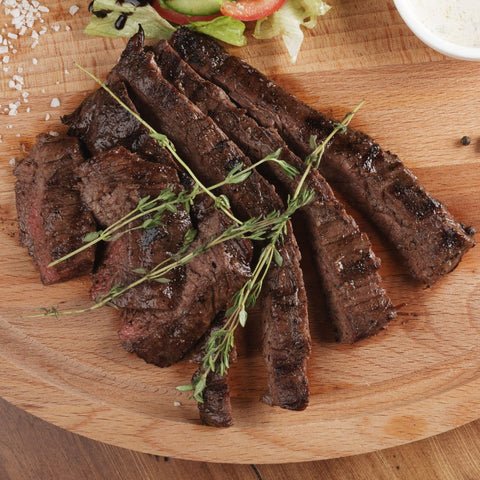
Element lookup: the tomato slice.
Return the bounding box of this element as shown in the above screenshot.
[153,2,220,25]
[220,0,287,22]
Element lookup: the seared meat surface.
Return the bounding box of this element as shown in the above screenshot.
[153,39,395,343]
[109,30,311,410]
[171,27,475,285]
[14,133,96,285]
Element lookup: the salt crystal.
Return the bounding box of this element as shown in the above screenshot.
[50,97,60,108]
[45,113,50,120]
[32,58,37,65]
[69,5,79,16]
[173,401,181,407]
[3,55,9,63]
[49,131,59,137]
[9,158,16,166]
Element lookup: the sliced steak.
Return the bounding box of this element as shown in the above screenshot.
[171,28,475,285]
[14,133,95,285]
[77,146,191,310]
[191,313,236,427]
[109,30,311,410]
[120,194,252,367]
[62,81,174,166]
[152,40,396,342]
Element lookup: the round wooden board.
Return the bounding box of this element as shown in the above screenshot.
[1,0,480,464]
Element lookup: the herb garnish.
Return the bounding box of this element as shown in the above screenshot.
[180,103,363,401]
[33,65,361,403]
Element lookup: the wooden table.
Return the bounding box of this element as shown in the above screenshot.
[2,0,480,477]
[2,397,480,479]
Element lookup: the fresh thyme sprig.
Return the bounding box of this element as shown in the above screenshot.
[182,103,363,402]
[30,211,297,319]
[37,64,362,407]
[48,147,294,268]
[34,66,301,319]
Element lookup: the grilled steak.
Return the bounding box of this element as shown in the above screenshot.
[120,194,252,367]
[109,30,311,410]
[14,133,95,285]
[62,81,174,166]
[191,313,236,427]
[152,40,396,343]
[78,146,191,310]
[78,146,251,366]
[171,28,475,285]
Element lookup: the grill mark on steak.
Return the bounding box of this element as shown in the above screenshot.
[62,81,174,167]
[77,146,251,366]
[191,313,235,427]
[152,40,395,343]
[64,82,253,371]
[109,30,311,410]
[14,133,96,285]
[120,194,252,367]
[170,28,475,285]
[77,146,191,311]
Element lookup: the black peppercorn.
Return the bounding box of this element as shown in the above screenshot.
[461,135,471,146]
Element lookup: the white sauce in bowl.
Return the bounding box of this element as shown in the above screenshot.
[405,0,480,48]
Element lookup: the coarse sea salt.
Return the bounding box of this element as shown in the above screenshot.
[0,0,55,121]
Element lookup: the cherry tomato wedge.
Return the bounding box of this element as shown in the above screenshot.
[153,2,221,25]
[220,0,287,22]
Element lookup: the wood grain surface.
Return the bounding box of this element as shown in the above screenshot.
[1,0,480,464]
[3,396,480,480]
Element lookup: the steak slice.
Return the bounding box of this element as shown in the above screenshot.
[14,133,96,285]
[77,146,191,310]
[152,40,396,343]
[171,28,476,285]
[120,194,252,367]
[191,313,236,427]
[109,30,311,410]
[62,81,175,166]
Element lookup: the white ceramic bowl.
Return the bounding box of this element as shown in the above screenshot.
[394,0,480,61]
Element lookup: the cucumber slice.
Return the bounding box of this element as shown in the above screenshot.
[164,0,222,16]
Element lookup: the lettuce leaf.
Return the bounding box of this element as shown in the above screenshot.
[85,0,246,47]
[254,0,331,63]
[187,16,247,47]
[84,0,175,39]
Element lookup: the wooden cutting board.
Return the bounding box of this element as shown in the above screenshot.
[1,0,479,464]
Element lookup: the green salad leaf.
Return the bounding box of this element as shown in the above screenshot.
[254,0,331,62]
[85,0,246,47]
[85,0,175,39]
[187,16,247,47]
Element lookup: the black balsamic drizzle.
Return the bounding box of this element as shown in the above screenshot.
[116,0,150,6]
[89,1,151,30]
[115,12,131,30]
